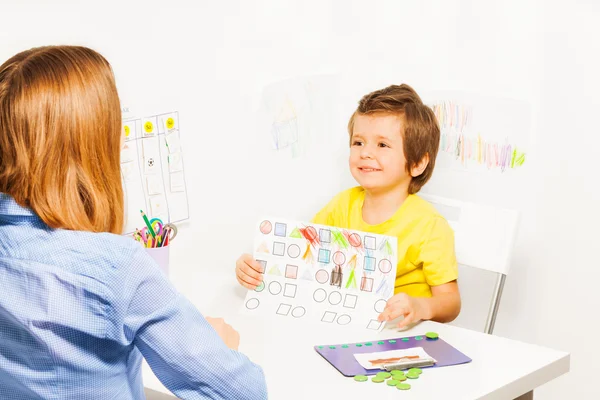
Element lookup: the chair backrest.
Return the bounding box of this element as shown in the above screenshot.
[419,193,520,334]
[420,194,520,276]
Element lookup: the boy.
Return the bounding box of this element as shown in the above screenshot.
[236,84,460,328]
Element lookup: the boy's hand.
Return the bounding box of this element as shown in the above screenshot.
[206,317,240,350]
[377,293,431,329]
[235,253,264,290]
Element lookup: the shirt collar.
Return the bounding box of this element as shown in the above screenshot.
[0,193,37,217]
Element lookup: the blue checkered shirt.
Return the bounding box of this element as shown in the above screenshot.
[0,194,267,399]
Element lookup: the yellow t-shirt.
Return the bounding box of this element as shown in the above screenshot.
[312,187,458,297]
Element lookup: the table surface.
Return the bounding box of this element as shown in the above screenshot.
[142,247,570,400]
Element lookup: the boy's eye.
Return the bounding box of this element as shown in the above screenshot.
[378,143,389,148]
[352,140,363,146]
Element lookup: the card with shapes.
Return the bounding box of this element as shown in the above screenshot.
[241,218,398,331]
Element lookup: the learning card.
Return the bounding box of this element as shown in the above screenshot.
[241,218,398,331]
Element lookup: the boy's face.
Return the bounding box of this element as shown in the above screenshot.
[349,113,411,194]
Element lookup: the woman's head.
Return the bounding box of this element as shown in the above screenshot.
[0,46,124,233]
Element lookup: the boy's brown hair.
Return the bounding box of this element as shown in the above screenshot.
[347,84,440,194]
[0,46,124,233]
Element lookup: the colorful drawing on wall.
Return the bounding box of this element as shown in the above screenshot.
[429,100,527,172]
[241,218,398,331]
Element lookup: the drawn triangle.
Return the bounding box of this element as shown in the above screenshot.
[290,227,302,238]
[384,240,393,255]
[256,241,270,253]
[268,265,281,276]
[345,269,357,289]
[301,268,313,281]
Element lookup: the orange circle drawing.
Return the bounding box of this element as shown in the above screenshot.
[305,226,317,241]
[259,220,272,234]
[349,233,361,247]
[379,259,393,273]
[333,251,346,265]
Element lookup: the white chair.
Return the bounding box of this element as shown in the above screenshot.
[420,194,520,335]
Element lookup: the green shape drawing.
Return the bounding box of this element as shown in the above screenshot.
[331,229,349,248]
[268,265,281,276]
[345,269,357,289]
[290,227,302,238]
[378,239,393,255]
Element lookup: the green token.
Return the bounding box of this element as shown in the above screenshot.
[377,341,385,345]
[365,342,373,346]
[386,379,399,386]
[426,331,439,339]
[353,375,368,382]
[372,377,385,383]
[415,336,423,340]
[396,383,411,390]
[329,346,336,349]
[342,344,349,348]
[395,374,407,381]
[408,368,422,375]
[356,343,362,347]
[388,339,396,344]
[318,346,323,349]
[406,372,420,379]
[375,372,391,379]
[390,370,405,377]
[401,337,410,342]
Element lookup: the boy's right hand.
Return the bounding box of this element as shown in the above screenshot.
[235,253,264,290]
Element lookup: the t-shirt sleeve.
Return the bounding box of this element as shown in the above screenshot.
[418,216,459,286]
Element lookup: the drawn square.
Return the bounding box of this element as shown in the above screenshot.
[256,260,267,274]
[120,144,136,163]
[272,119,298,149]
[142,139,159,174]
[364,256,376,271]
[142,117,157,136]
[319,229,331,243]
[318,248,330,264]
[360,277,374,292]
[273,242,285,256]
[121,161,137,182]
[367,319,383,330]
[276,303,292,316]
[149,196,167,217]
[161,113,179,134]
[364,235,376,250]
[321,311,337,323]
[285,265,298,279]
[343,294,358,309]
[274,222,287,237]
[283,284,297,298]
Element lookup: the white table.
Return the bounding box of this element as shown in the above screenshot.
[142,249,569,400]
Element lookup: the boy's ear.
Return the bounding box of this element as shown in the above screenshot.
[410,153,429,177]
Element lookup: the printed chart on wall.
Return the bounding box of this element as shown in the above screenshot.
[120,112,190,234]
[420,91,532,208]
[241,218,398,331]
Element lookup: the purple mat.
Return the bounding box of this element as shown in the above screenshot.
[314,334,471,376]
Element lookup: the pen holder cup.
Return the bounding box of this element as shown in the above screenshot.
[145,245,170,276]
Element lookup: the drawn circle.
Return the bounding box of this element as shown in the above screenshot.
[374,299,387,313]
[328,291,342,305]
[254,281,265,292]
[268,281,282,295]
[333,251,346,265]
[313,289,327,303]
[259,220,272,234]
[315,269,329,284]
[349,233,362,247]
[379,259,393,274]
[144,121,154,133]
[124,125,131,137]
[166,117,175,130]
[305,226,317,241]
[337,314,351,325]
[245,298,259,310]
[287,244,301,258]
[291,306,306,318]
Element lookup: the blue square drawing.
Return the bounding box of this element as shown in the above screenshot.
[364,256,376,271]
[274,222,287,237]
[318,248,331,264]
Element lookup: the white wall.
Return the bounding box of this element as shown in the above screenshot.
[2,1,599,398]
